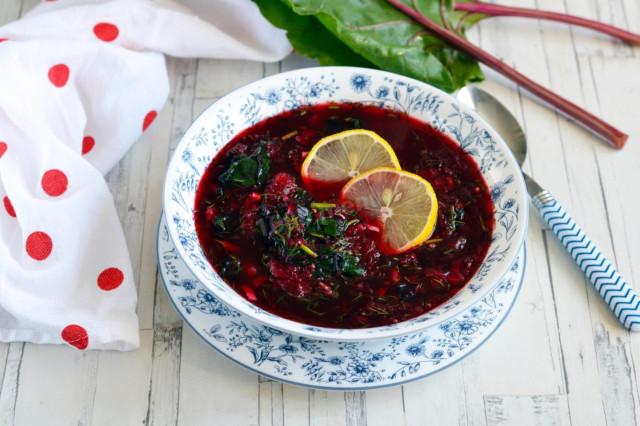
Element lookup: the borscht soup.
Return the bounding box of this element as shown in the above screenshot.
[194,102,494,329]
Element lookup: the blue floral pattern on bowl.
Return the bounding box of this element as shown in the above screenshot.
[157,215,525,390]
[162,66,528,341]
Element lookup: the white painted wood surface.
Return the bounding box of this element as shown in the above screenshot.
[1,0,639,424]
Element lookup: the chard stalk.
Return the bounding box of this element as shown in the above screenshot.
[385,0,627,148]
[455,1,640,46]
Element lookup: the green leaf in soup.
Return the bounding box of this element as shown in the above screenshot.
[253,144,272,186]
[218,144,272,188]
[218,153,257,187]
[310,217,339,238]
[271,0,484,93]
[252,0,376,68]
[339,253,366,277]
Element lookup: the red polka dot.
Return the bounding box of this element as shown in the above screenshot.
[48,64,69,88]
[143,110,158,132]
[61,325,88,350]
[93,23,119,42]
[82,136,95,154]
[41,169,68,197]
[97,267,124,291]
[0,142,6,158]
[3,196,15,218]
[26,231,52,261]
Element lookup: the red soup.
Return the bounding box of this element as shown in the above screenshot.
[194,102,494,328]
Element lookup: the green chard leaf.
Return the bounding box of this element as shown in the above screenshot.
[339,253,366,277]
[306,217,338,238]
[219,143,272,188]
[255,0,484,93]
[252,0,376,68]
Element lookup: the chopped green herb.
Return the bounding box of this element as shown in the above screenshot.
[282,130,298,140]
[220,256,241,277]
[424,238,444,244]
[310,202,336,209]
[212,215,232,235]
[449,205,465,231]
[299,243,318,258]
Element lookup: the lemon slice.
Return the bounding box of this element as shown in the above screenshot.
[301,129,401,188]
[340,167,438,254]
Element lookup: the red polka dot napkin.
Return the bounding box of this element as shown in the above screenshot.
[0,0,291,350]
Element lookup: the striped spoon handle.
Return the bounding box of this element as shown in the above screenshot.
[532,192,640,331]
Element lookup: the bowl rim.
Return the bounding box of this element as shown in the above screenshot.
[162,65,529,341]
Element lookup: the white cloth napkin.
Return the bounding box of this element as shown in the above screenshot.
[0,0,291,350]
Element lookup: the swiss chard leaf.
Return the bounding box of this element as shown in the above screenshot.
[252,0,376,68]
[254,0,484,93]
[218,144,272,188]
[309,217,339,238]
[339,254,366,277]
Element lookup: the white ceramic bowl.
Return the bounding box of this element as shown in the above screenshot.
[162,66,528,341]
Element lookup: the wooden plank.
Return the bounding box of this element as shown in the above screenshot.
[166,57,198,153]
[0,343,23,425]
[263,61,282,77]
[283,383,310,425]
[260,382,275,426]
[592,323,638,426]
[91,330,153,426]
[144,264,184,426]
[345,392,366,426]
[0,343,7,387]
[622,0,640,35]
[309,390,347,426]
[12,344,98,425]
[20,0,40,18]
[280,53,318,72]
[177,326,259,425]
[365,387,405,426]
[484,395,571,426]
[193,97,218,122]
[145,325,182,426]
[195,59,264,99]
[0,0,21,25]
[403,366,467,426]
[537,1,640,421]
[580,54,640,425]
[260,381,284,426]
[543,230,607,426]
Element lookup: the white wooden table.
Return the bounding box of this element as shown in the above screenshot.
[2,0,640,424]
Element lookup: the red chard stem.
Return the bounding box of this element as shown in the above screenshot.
[455,1,640,46]
[385,0,628,148]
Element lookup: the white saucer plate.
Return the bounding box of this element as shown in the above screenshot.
[157,213,525,391]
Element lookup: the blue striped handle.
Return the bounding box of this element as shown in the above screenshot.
[537,198,640,331]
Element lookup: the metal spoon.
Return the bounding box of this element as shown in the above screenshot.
[456,86,640,331]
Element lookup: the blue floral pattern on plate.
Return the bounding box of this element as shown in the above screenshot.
[162,66,528,341]
[157,214,525,390]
